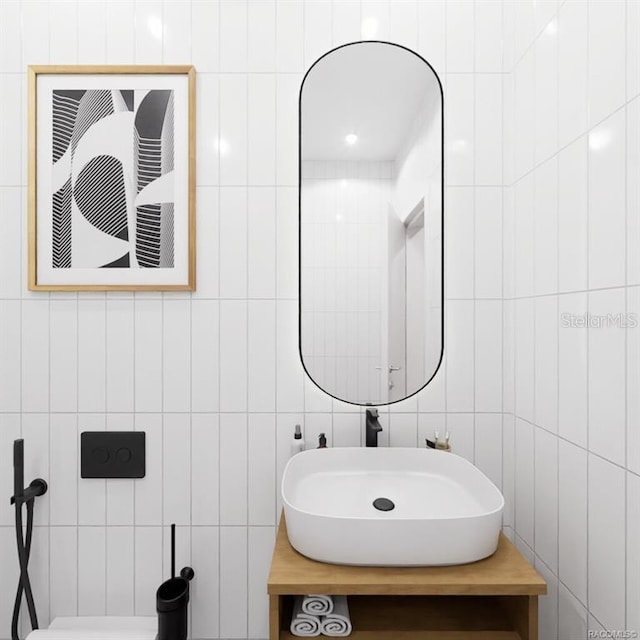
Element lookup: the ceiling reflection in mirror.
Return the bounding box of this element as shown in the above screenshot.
[300,42,444,406]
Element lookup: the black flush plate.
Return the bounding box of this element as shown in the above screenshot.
[81,431,145,479]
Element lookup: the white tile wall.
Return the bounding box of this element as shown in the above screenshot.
[4,1,636,639]
[505,0,640,636]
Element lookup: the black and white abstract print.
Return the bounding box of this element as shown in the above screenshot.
[51,89,175,269]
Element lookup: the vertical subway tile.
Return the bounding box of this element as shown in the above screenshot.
[275,0,303,72]
[588,109,626,290]
[21,1,49,64]
[534,428,558,572]
[191,413,220,525]
[192,0,219,72]
[0,187,22,297]
[49,1,78,63]
[474,414,502,490]
[558,136,588,293]
[219,300,248,411]
[105,1,135,63]
[106,527,134,615]
[534,296,558,433]
[475,75,502,185]
[106,299,134,413]
[446,0,474,72]
[248,0,275,71]
[50,527,78,618]
[220,0,247,71]
[588,454,626,631]
[588,0,626,127]
[191,300,220,412]
[162,299,191,412]
[0,300,21,411]
[248,527,276,638]
[134,298,162,412]
[21,299,49,412]
[558,293,588,447]
[0,1,21,71]
[50,300,78,412]
[220,413,248,525]
[78,526,106,615]
[474,187,502,298]
[162,413,191,525]
[134,527,163,616]
[248,300,276,412]
[193,186,220,297]
[219,187,248,297]
[475,300,502,413]
[134,1,163,63]
[219,526,248,639]
[446,187,474,298]
[475,0,502,72]
[446,300,474,412]
[588,288,626,466]
[78,0,107,62]
[50,414,78,525]
[248,187,276,298]
[514,419,534,548]
[248,77,276,186]
[275,187,298,298]
[196,76,220,187]
[163,1,191,63]
[191,527,220,638]
[78,299,106,413]
[446,75,474,185]
[248,414,276,525]
[220,76,248,185]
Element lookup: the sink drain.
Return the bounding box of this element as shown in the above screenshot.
[373,497,395,512]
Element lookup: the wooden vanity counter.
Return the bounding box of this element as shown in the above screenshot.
[268,515,546,640]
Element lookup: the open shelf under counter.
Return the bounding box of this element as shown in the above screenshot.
[268,515,546,640]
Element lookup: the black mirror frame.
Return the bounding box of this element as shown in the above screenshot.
[298,40,445,407]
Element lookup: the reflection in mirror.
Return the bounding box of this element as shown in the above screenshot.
[300,42,443,406]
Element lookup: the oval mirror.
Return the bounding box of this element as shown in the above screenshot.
[299,41,444,406]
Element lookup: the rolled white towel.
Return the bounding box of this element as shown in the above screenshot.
[290,596,322,637]
[302,594,334,616]
[320,596,352,637]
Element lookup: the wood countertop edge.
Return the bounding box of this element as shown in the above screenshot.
[268,514,547,597]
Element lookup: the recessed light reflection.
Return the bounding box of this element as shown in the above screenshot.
[345,133,358,145]
[449,139,468,152]
[589,129,611,151]
[147,15,163,40]
[215,138,230,155]
[544,19,558,36]
[361,16,378,39]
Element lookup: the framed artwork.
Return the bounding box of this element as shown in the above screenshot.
[28,65,195,290]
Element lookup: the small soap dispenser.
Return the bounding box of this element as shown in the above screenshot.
[290,424,305,457]
[317,433,327,448]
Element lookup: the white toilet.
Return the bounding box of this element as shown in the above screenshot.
[26,617,157,640]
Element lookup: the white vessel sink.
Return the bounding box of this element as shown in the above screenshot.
[282,447,504,566]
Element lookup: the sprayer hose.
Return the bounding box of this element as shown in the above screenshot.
[12,499,39,640]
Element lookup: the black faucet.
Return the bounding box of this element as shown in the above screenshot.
[365,409,383,447]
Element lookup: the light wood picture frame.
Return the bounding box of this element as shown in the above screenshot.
[28,65,196,291]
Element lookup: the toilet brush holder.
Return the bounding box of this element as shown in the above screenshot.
[156,525,194,640]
